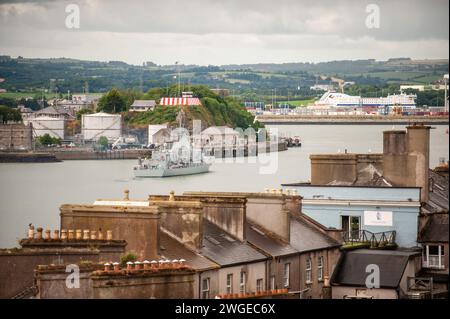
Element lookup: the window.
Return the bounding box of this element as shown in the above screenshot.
[283,263,290,287]
[317,256,324,281]
[270,276,276,290]
[424,245,445,269]
[256,279,263,292]
[240,271,246,293]
[306,257,312,284]
[226,274,233,294]
[201,278,210,299]
[341,215,361,241]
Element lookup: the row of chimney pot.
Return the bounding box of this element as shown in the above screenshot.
[264,188,298,196]
[103,259,187,272]
[27,226,113,241]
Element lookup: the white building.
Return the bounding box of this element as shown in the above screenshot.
[24,116,65,139]
[130,100,156,112]
[148,124,170,145]
[201,126,241,147]
[81,112,122,141]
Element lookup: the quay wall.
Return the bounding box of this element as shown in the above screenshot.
[0,152,60,163]
[257,115,449,125]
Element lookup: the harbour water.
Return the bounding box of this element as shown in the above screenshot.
[0,124,448,248]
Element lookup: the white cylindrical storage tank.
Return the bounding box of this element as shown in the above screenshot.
[81,112,122,141]
[24,116,65,139]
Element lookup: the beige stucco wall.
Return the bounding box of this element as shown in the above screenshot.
[199,261,266,298]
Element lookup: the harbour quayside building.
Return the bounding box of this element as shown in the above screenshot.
[311,91,417,111]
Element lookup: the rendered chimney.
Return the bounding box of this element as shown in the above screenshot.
[134,261,141,270]
[104,263,111,272]
[112,262,120,272]
[143,260,150,271]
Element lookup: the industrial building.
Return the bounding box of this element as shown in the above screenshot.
[24,116,65,139]
[81,112,122,142]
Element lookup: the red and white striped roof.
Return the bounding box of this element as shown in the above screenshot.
[159,97,201,106]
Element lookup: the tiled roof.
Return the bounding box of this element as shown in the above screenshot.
[131,100,156,107]
[200,219,267,266]
[246,223,297,257]
[159,230,219,271]
[289,217,340,252]
[422,169,449,214]
[331,249,421,288]
[418,213,449,243]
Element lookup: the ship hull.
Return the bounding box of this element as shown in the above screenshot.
[133,163,211,178]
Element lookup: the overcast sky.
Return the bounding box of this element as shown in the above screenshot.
[0,0,448,65]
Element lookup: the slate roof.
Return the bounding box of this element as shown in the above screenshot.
[159,230,219,271]
[200,219,267,267]
[289,217,341,253]
[331,249,421,288]
[422,169,449,214]
[418,213,449,243]
[131,100,156,108]
[246,223,298,257]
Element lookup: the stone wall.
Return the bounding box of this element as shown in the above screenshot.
[0,248,99,298]
[35,263,195,299]
[0,123,32,151]
[60,204,160,259]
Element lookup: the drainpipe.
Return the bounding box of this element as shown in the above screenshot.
[198,272,202,299]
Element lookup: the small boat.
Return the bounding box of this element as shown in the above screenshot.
[285,136,302,147]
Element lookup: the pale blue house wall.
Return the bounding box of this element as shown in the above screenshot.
[282,185,421,248]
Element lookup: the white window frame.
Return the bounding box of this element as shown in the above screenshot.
[240,271,246,293]
[283,263,290,287]
[256,278,263,292]
[226,273,233,294]
[201,277,210,299]
[306,257,312,284]
[270,275,276,290]
[423,245,445,269]
[318,256,324,281]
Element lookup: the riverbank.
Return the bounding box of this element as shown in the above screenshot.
[257,115,449,125]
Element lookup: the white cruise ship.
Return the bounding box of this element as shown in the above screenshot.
[313,91,416,109]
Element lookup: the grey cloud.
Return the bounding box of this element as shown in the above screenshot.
[0,0,448,65]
